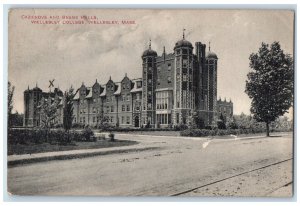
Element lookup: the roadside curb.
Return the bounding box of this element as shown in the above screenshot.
[8,146,160,167]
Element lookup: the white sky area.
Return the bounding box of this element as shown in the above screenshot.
[8,9,294,118]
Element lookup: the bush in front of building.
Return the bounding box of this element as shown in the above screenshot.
[72,123,85,129]
[108,132,115,142]
[179,127,273,137]
[81,126,96,142]
[8,127,97,145]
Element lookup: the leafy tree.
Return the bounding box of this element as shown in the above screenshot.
[38,97,59,142]
[245,42,293,136]
[217,113,226,129]
[63,87,74,132]
[10,111,24,127]
[96,110,110,130]
[8,81,15,127]
[188,111,205,129]
[227,116,238,129]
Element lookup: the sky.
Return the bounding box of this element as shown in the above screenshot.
[8,9,294,117]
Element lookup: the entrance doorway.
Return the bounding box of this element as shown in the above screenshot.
[134,116,140,127]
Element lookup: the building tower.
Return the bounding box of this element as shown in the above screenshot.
[195,42,207,112]
[141,39,157,127]
[23,84,42,127]
[205,42,218,126]
[173,30,195,125]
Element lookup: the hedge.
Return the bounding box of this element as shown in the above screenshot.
[180,128,274,137]
[8,128,96,145]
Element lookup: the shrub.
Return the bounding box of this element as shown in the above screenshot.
[82,126,96,142]
[174,123,188,131]
[72,123,85,129]
[180,127,272,137]
[108,132,115,142]
[54,124,63,128]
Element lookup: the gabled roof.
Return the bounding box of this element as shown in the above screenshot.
[99,85,106,97]
[73,90,80,100]
[130,78,143,93]
[114,82,121,95]
[85,87,92,99]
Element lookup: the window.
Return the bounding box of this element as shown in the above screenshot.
[74,118,76,123]
[106,97,109,103]
[167,76,172,83]
[83,117,86,123]
[148,79,152,83]
[122,83,126,89]
[147,103,152,110]
[182,82,187,90]
[93,99,97,103]
[168,64,171,71]
[157,79,160,85]
[137,81,142,88]
[127,84,130,89]
[157,67,161,73]
[122,105,125,111]
[136,93,140,100]
[122,116,124,124]
[122,95,125,101]
[126,105,130,111]
[111,106,114,112]
[136,106,140,111]
[93,117,96,123]
[127,94,130,101]
[126,116,130,124]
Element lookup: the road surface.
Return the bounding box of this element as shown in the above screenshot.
[7,133,293,197]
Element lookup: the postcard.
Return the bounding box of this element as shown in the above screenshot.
[7,8,294,197]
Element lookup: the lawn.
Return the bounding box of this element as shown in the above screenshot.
[8,139,138,155]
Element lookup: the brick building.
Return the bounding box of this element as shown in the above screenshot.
[217,97,233,122]
[23,32,233,128]
[23,86,63,127]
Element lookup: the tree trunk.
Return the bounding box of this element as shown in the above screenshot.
[266,121,270,137]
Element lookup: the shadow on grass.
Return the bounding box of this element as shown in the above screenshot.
[8,139,138,155]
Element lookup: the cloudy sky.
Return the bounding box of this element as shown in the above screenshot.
[9,9,294,116]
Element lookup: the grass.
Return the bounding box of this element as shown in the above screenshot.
[8,139,138,155]
[114,130,181,136]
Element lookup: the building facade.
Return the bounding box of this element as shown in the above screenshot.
[23,86,63,127]
[217,97,234,122]
[23,32,233,128]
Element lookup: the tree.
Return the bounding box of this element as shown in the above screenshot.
[217,113,226,129]
[39,97,59,142]
[96,110,110,130]
[245,42,293,136]
[63,87,74,132]
[188,111,205,129]
[10,111,23,127]
[8,81,15,127]
[227,116,238,129]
